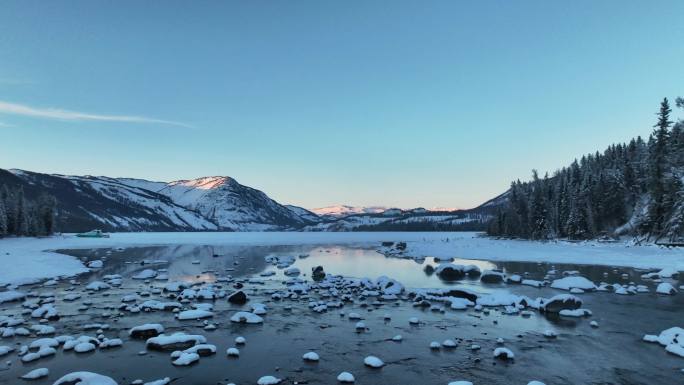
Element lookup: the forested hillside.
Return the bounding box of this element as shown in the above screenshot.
[0,184,57,237]
[487,97,684,242]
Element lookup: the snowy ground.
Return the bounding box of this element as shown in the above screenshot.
[1,232,684,286]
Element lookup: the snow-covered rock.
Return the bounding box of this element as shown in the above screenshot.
[0,346,14,356]
[29,338,59,350]
[550,276,596,291]
[656,282,678,295]
[348,312,362,320]
[642,267,679,279]
[643,327,684,357]
[181,344,216,356]
[21,346,56,362]
[493,347,515,360]
[257,376,282,385]
[541,294,582,313]
[85,281,111,291]
[132,269,157,280]
[30,325,55,335]
[363,355,384,368]
[31,304,59,320]
[251,303,267,315]
[74,342,97,353]
[146,333,206,351]
[0,290,26,304]
[230,311,263,324]
[141,378,171,385]
[20,367,49,380]
[435,264,467,280]
[480,270,506,283]
[53,372,117,385]
[129,324,164,339]
[177,309,214,320]
[64,336,98,351]
[172,351,199,366]
[337,372,355,383]
[99,338,123,349]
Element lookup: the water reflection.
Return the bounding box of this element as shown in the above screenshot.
[58,244,680,291]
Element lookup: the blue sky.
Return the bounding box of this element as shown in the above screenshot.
[1,1,683,209]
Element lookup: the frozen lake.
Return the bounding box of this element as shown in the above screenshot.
[0,233,682,384]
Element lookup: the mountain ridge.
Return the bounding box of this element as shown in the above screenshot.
[1,168,495,232]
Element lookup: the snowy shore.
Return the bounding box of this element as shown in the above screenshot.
[1,232,684,286]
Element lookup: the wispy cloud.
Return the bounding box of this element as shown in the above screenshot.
[0,100,191,128]
[0,78,34,86]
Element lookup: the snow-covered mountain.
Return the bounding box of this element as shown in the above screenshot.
[1,168,498,233]
[3,170,315,232]
[478,191,510,208]
[117,176,314,231]
[310,205,468,219]
[311,205,389,218]
[3,169,217,232]
[284,205,320,223]
[304,208,491,231]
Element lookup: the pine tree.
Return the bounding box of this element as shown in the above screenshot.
[528,170,551,239]
[2,185,16,234]
[646,98,674,238]
[565,192,588,239]
[37,194,57,235]
[655,98,674,131]
[0,198,7,236]
[15,188,29,236]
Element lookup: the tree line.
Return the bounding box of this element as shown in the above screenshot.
[487,97,684,242]
[0,185,57,237]
[353,219,487,232]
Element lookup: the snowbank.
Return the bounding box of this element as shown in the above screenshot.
[401,232,684,271]
[0,236,88,286]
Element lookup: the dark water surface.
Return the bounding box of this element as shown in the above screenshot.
[0,244,682,385]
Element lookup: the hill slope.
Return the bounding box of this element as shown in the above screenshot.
[487,97,684,242]
[131,176,314,231]
[3,169,217,232]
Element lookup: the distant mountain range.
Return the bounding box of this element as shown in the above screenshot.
[0,168,501,232]
[311,205,389,219]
